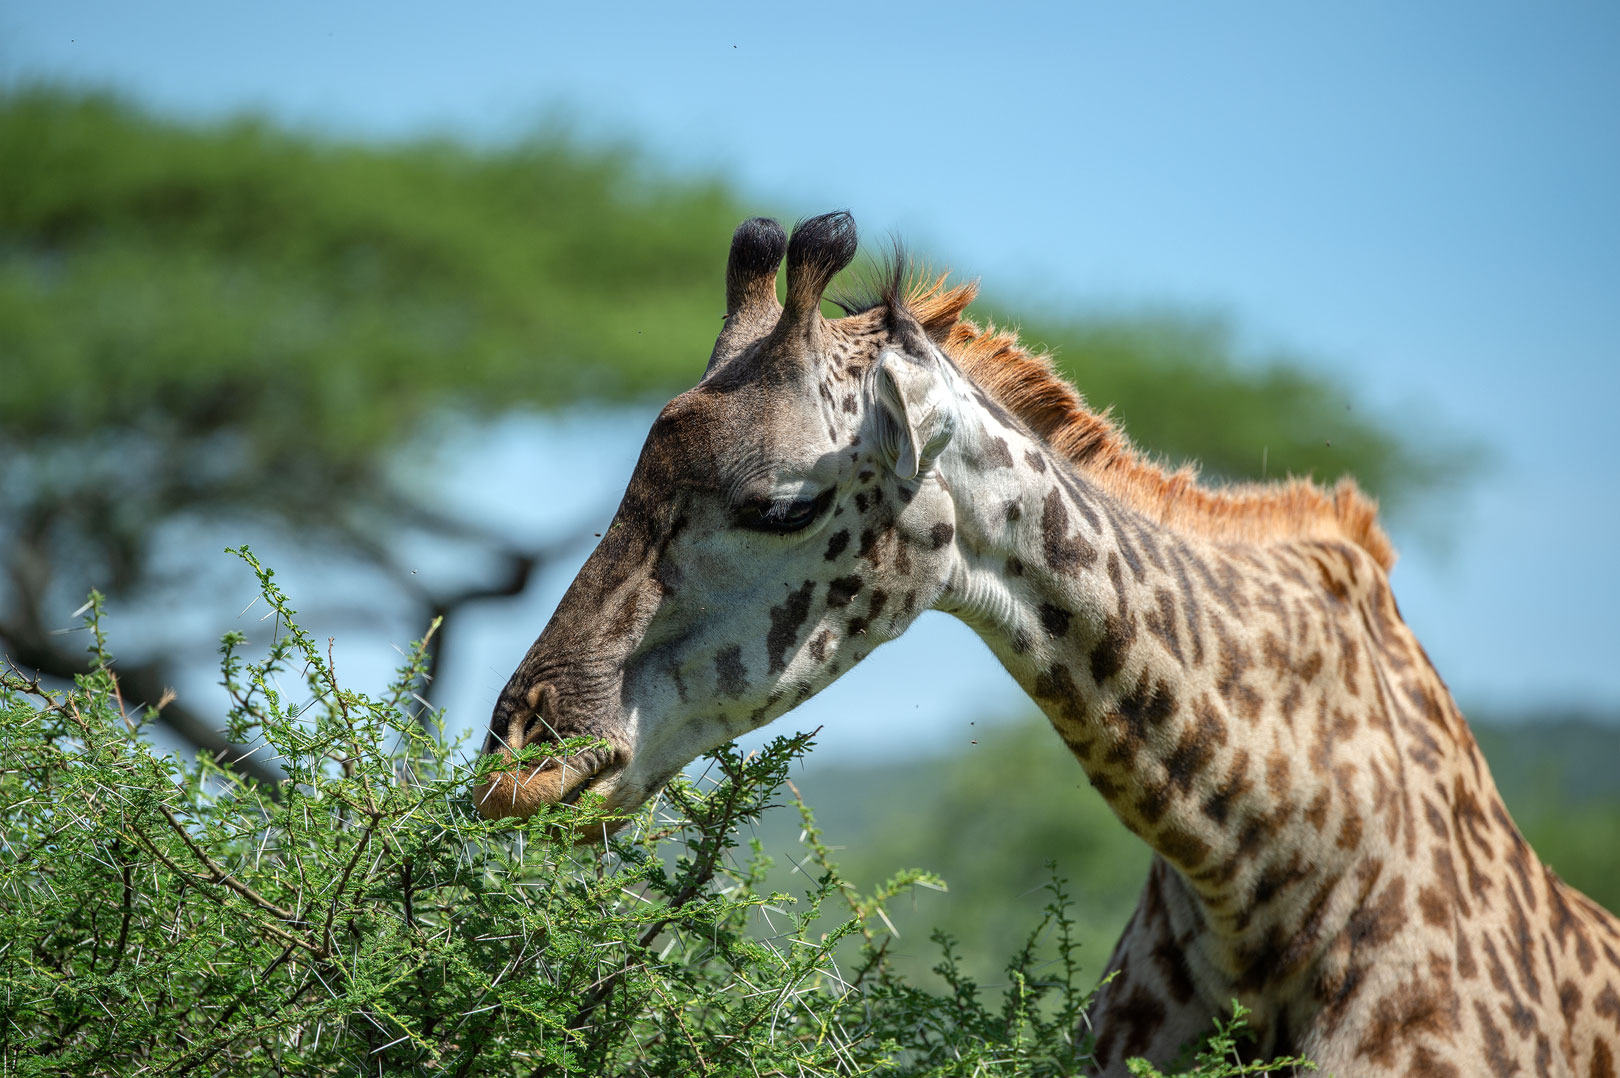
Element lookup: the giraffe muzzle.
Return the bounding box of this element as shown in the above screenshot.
[470,745,619,822]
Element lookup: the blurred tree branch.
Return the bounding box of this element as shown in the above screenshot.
[0,477,597,786]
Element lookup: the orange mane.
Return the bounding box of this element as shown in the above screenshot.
[902,276,1396,571]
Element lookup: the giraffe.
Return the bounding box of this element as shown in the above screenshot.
[473,212,1620,1076]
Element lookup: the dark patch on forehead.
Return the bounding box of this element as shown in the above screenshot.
[637,387,765,487]
[930,522,955,549]
[766,580,816,675]
[824,528,850,561]
[699,333,803,393]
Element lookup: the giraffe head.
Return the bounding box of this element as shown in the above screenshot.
[473,212,973,829]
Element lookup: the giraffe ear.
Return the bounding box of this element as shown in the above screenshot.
[875,350,956,480]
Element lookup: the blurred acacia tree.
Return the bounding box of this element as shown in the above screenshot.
[0,90,1468,781]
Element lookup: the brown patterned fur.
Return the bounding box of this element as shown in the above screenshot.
[901,276,1619,1077]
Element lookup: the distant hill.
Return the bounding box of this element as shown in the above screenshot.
[1472,713,1620,807]
[1472,715,1620,911]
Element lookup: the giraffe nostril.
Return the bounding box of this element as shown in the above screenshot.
[521,711,545,742]
[486,683,559,754]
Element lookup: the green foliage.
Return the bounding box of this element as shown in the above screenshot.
[0,552,1310,1075]
[1124,1003,1314,1077]
[0,90,740,456]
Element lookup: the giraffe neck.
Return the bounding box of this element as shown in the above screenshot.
[931,372,1436,997]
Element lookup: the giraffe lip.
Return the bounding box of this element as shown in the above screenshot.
[556,768,598,805]
[473,747,623,823]
[547,754,617,806]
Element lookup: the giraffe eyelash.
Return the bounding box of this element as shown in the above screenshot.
[733,488,834,535]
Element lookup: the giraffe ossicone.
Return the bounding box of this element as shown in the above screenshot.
[474,211,1620,1077]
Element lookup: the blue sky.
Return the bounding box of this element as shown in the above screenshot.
[6,2,1618,758]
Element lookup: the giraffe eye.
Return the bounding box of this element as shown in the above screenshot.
[734,489,833,535]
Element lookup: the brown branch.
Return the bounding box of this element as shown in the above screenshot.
[152,804,305,928]
[177,941,301,1075]
[104,842,135,977]
[122,820,326,960]
[318,815,380,956]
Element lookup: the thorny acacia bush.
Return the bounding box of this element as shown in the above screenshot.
[0,550,1309,1077]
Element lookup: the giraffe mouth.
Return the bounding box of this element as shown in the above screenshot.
[541,747,620,801]
[555,759,607,805]
[472,748,618,821]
